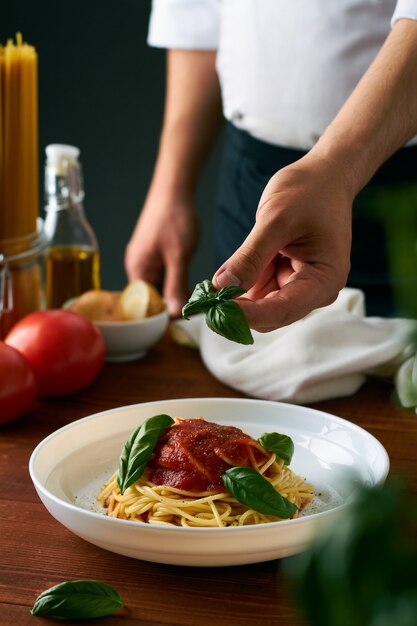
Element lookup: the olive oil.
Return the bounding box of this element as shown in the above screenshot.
[43,144,101,309]
[46,245,100,308]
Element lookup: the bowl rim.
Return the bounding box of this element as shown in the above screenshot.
[93,307,168,327]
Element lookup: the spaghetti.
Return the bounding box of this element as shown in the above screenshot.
[97,417,314,528]
[0,33,38,241]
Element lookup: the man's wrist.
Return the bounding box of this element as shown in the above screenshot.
[147,166,196,203]
[308,133,375,198]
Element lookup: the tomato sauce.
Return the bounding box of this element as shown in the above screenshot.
[148,418,268,493]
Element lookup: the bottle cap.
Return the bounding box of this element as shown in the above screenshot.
[46,144,80,165]
[44,144,84,206]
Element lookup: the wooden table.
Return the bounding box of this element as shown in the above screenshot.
[1,334,416,626]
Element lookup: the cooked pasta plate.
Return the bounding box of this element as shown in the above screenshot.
[29,397,389,566]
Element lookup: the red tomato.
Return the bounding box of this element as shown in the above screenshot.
[0,341,37,424]
[5,310,105,398]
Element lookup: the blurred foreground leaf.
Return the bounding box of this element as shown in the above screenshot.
[285,480,417,626]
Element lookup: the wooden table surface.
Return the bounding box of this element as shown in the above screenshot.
[1,333,416,626]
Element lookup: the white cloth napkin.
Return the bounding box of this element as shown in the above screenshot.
[172,288,417,406]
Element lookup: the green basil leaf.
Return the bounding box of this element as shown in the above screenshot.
[117,414,174,494]
[206,300,254,345]
[190,278,215,300]
[222,466,298,518]
[182,299,213,318]
[258,432,295,465]
[216,285,247,301]
[182,279,216,318]
[30,580,123,619]
[182,279,254,344]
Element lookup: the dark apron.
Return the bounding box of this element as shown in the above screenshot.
[215,122,417,317]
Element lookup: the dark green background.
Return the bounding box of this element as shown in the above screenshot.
[2,0,221,290]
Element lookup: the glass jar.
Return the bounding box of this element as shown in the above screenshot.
[0,219,47,338]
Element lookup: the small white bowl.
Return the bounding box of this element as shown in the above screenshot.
[95,309,169,362]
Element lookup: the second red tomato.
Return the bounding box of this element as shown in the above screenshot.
[0,342,36,424]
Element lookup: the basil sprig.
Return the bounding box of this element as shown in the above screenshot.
[182,279,254,345]
[222,467,298,519]
[31,580,123,619]
[258,432,295,465]
[117,414,174,494]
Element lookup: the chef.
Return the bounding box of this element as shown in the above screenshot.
[126,0,417,329]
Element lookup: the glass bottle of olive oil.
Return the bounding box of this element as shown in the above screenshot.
[43,144,100,308]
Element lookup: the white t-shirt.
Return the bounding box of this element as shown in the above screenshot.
[148,0,417,150]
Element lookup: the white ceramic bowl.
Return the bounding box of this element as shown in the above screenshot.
[94,309,169,362]
[29,398,389,567]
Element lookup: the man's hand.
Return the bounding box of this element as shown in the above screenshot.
[125,191,198,318]
[213,154,353,331]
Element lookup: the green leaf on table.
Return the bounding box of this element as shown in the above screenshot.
[222,466,298,518]
[30,579,123,619]
[258,432,295,465]
[182,279,254,345]
[117,414,174,494]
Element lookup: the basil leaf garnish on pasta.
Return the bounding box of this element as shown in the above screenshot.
[30,580,123,619]
[117,414,174,494]
[258,432,295,465]
[182,279,254,345]
[222,467,298,518]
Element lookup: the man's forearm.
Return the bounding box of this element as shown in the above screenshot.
[150,49,223,198]
[312,18,417,195]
